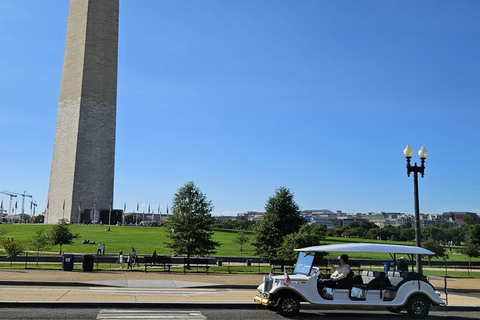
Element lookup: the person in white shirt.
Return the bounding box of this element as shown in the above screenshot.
[119,250,124,268]
[318,254,351,297]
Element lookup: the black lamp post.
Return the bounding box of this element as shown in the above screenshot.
[403,145,428,275]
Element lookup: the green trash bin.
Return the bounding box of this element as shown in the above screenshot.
[62,254,75,271]
[83,254,94,272]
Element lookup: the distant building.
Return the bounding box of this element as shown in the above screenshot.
[442,212,478,226]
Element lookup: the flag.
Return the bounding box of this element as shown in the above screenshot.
[166,206,169,215]
[62,200,65,210]
[148,203,150,213]
[46,200,49,210]
[284,268,291,286]
[94,202,97,211]
[78,201,81,212]
[0,199,3,213]
[109,199,112,210]
[269,266,274,277]
[15,201,17,209]
[124,202,126,212]
[136,202,139,212]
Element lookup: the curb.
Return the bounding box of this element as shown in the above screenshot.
[0,281,258,289]
[0,302,477,312]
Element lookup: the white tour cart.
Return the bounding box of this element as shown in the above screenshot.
[254,243,447,318]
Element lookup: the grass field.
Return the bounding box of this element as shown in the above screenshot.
[1,224,479,278]
[0,224,257,257]
[0,224,478,262]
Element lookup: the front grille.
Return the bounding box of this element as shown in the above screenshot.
[264,277,273,293]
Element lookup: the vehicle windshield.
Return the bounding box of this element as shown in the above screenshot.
[294,251,314,275]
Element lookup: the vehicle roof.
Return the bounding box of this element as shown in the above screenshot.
[295,242,434,255]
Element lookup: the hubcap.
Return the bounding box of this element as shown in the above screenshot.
[282,298,297,312]
[412,301,426,315]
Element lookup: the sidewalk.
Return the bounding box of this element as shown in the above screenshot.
[0,269,479,309]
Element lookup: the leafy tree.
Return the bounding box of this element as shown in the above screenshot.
[32,214,45,223]
[50,218,79,254]
[1,238,24,267]
[29,228,52,266]
[278,223,327,260]
[421,238,447,265]
[463,225,480,276]
[462,214,478,226]
[166,182,219,266]
[422,226,445,243]
[232,230,250,252]
[251,187,304,261]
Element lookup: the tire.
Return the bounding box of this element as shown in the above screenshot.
[386,306,403,313]
[267,304,277,311]
[277,293,301,317]
[406,296,430,319]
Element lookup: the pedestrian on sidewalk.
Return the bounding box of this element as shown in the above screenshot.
[119,250,124,268]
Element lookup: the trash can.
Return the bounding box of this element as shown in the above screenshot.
[246,259,251,266]
[83,254,94,272]
[62,254,75,271]
[217,259,223,267]
[383,262,394,274]
[397,258,408,271]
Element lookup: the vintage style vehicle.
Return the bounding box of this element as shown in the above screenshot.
[254,243,447,318]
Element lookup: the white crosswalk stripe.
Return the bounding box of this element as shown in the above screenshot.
[90,287,221,297]
[96,309,207,319]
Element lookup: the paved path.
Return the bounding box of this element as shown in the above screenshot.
[0,269,479,307]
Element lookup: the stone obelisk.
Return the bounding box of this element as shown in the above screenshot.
[47,0,119,224]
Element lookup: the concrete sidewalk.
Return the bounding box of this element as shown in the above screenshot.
[0,269,479,309]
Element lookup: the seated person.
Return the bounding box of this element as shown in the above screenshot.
[318,254,351,296]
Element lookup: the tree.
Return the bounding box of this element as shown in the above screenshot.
[278,223,327,260]
[462,214,478,226]
[29,228,52,266]
[32,214,45,224]
[421,238,447,265]
[1,238,24,267]
[50,218,79,254]
[232,230,250,252]
[251,187,304,261]
[463,225,480,276]
[166,182,219,266]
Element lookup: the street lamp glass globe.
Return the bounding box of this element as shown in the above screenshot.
[418,146,428,159]
[403,145,413,158]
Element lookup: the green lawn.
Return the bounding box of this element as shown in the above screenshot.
[0,224,256,257]
[0,224,477,263]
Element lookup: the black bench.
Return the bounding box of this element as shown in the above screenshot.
[144,255,173,273]
[183,257,216,274]
[269,259,295,275]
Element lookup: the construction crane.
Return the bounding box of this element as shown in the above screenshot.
[0,191,17,218]
[1,190,33,222]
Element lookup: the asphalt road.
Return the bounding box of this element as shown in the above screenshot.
[0,308,479,320]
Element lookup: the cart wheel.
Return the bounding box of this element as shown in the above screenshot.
[406,296,430,318]
[277,293,300,317]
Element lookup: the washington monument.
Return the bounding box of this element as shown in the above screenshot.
[47,0,119,224]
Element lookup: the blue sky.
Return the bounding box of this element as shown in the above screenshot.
[1,1,480,216]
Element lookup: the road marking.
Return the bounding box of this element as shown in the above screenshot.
[90,287,222,297]
[97,309,207,319]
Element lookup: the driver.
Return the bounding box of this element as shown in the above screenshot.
[318,254,350,296]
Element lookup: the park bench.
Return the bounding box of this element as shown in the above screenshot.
[269,259,295,275]
[144,255,173,273]
[183,257,216,274]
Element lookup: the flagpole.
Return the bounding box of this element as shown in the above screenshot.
[108,199,112,225]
